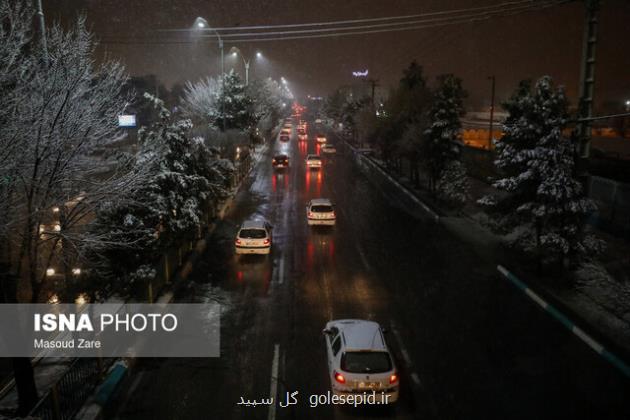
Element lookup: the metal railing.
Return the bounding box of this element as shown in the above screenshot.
[29,357,113,420]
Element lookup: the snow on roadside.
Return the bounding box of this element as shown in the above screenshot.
[575,263,630,325]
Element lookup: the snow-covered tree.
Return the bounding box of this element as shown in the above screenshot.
[89,95,230,296]
[181,70,255,131]
[246,77,289,132]
[0,14,149,303]
[180,76,220,125]
[436,160,469,205]
[423,74,468,197]
[0,6,151,414]
[479,76,600,266]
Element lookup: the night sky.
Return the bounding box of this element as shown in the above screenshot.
[48,0,630,109]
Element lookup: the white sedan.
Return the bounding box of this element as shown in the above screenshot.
[323,319,399,404]
[306,198,336,226]
[234,220,272,255]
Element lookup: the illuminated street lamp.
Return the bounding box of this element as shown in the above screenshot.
[229,47,263,86]
[194,17,225,131]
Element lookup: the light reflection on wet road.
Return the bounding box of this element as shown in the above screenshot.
[114,123,630,420]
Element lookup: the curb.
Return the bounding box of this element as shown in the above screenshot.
[343,140,440,222]
[497,265,630,379]
[75,144,269,420]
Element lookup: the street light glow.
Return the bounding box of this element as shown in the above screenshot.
[256,52,262,58]
[232,52,237,57]
[194,17,208,29]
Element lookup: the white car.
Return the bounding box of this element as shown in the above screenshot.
[316,134,327,144]
[306,198,335,226]
[306,154,322,169]
[323,320,399,404]
[315,118,322,124]
[321,144,336,154]
[234,220,272,255]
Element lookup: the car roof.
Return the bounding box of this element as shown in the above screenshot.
[310,198,332,206]
[274,154,288,158]
[328,319,386,351]
[240,220,267,229]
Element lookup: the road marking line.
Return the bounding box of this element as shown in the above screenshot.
[356,244,372,271]
[279,257,285,285]
[268,344,280,420]
[390,322,412,367]
[411,372,422,386]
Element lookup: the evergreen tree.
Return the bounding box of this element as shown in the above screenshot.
[216,70,255,131]
[479,76,600,266]
[89,95,230,296]
[423,74,468,196]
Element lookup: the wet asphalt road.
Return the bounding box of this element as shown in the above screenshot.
[113,124,630,420]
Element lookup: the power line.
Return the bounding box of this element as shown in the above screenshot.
[209,2,564,39]
[158,0,539,32]
[100,1,568,45]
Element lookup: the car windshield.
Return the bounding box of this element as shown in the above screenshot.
[274,156,287,161]
[239,229,267,239]
[308,156,321,161]
[341,352,392,374]
[311,205,333,213]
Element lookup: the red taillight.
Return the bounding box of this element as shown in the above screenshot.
[235,239,241,245]
[308,212,314,218]
[334,371,346,384]
[263,238,270,245]
[331,211,336,218]
[389,373,398,384]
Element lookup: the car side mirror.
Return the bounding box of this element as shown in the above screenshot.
[322,328,332,335]
[381,328,388,334]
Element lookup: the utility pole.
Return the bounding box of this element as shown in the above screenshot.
[367,78,379,106]
[35,0,48,64]
[488,75,496,150]
[575,0,600,160]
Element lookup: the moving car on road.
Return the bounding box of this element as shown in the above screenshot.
[272,154,289,169]
[323,319,399,404]
[316,134,327,144]
[235,220,272,255]
[306,154,322,169]
[280,134,290,142]
[321,144,336,154]
[306,198,336,226]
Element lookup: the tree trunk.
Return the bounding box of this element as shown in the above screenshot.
[12,358,39,416]
[535,221,543,276]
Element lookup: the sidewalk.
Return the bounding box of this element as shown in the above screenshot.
[0,142,270,419]
[74,141,270,420]
[342,137,630,357]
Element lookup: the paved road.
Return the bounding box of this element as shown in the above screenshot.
[113,123,630,420]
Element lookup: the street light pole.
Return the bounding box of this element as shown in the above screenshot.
[35,0,48,64]
[194,18,225,130]
[230,47,253,86]
[488,75,496,150]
